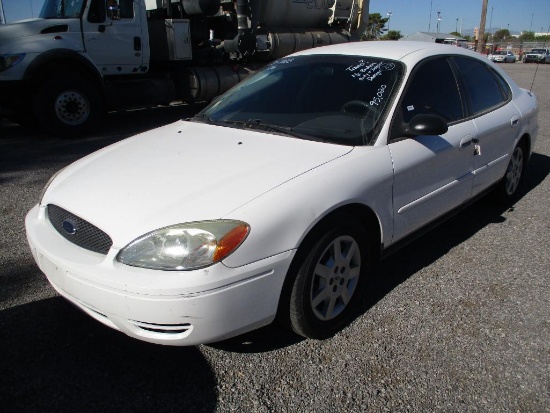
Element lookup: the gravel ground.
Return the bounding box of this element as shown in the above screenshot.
[0,63,548,412]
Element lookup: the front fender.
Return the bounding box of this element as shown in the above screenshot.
[222,145,394,268]
[23,47,103,84]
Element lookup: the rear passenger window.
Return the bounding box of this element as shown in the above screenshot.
[453,57,510,115]
[400,57,463,123]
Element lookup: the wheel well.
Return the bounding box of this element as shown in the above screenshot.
[24,50,104,97]
[276,203,382,324]
[518,133,531,159]
[326,204,382,263]
[29,60,103,91]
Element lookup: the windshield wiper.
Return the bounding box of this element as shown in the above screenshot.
[220,119,315,140]
[189,113,214,124]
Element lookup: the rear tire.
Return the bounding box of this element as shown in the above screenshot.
[288,214,370,339]
[493,142,527,203]
[33,75,103,138]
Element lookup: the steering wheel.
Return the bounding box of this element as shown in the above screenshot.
[341,100,374,115]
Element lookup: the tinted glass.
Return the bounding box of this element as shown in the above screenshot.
[453,57,509,115]
[201,55,404,145]
[401,57,463,123]
[119,0,134,18]
[88,0,133,23]
[88,0,106,22]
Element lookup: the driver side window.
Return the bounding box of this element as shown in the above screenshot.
[88,0,134,21]
[117,0,135,19]
[88,0,106,22]
[401,57,463,124]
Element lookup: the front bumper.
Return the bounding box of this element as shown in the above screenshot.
[0,80,31,116]
[26,204,295,346]
[524,56,545,62]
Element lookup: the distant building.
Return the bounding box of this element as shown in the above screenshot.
[400,32,466,44]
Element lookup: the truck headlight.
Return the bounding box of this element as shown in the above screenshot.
[116,220,250,271]
[0,53,26,72]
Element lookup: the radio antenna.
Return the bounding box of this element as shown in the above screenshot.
[529,62,540,93]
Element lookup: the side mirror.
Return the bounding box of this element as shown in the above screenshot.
[406,114,448,136]
[107,2,121,20]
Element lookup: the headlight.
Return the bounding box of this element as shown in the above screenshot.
[116,220,250,271]
[39,167,66,205]
[0,53,26,72]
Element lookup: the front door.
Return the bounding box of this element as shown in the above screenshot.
[81,0,146,75]
[388,57,476,242]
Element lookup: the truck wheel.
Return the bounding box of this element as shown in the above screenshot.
[33,75,103,137]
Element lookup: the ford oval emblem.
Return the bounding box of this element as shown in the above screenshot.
[62,219,77,235]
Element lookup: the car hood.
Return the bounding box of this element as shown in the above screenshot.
[44,121,353,247]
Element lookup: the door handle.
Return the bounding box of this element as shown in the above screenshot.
[459,135,474,149]
[511,115,520,127]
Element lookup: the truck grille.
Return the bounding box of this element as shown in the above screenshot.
[47,204,113,255]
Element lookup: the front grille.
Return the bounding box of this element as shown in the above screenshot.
[47,204,113,255]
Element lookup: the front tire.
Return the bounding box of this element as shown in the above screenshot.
[288,214,370,339]
[33,75,103,138]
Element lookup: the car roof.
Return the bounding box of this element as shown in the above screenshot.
[293,40,482,64]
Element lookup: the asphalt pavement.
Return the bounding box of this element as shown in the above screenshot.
[0,63,549,412]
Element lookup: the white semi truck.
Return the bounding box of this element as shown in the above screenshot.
[0,0,368,136]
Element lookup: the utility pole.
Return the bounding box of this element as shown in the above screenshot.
[489,5,494,38]
[0,0,6,25]
[476,0,488,54]
[428,0,433,32]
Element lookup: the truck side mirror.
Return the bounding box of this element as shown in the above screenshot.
[107,2,121,21]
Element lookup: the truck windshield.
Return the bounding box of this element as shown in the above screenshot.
[40,0,86,19]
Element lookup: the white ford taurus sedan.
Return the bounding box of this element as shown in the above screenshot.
[26,41,539,346]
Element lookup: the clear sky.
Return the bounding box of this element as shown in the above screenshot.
[370,0,550,36]
[2,0,550,36]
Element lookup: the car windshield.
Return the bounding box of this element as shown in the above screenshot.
[198,55,404,146]
[530,49,546,53]
[494,51,507,55]
[40,0,86,19]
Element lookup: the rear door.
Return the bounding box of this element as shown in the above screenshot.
[452,57,521,196]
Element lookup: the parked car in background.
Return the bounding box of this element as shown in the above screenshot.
[523,48,550,63]
[26,41,539,346]
[488,50,516,63]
